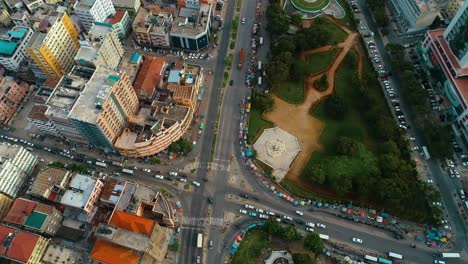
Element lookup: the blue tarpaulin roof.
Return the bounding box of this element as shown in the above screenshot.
[0,41,18,56]
[130,53,141,63]
[168,70,181,83]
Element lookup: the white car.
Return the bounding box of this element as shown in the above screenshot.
[305,227,314,232]
[255,208,264,213]
[411,146,420,151]
[266,211,275,216]
[244,204,254,209]
[169,171,178,176]
[155,175,164,180]
[425,179,433,183]
[432,201,442,206]
[179,178,187,183]
[282,215,293,221]
[448,160,455,167]
[295,210,303,216]
[192,181,200,187]
[454,170,460,178]
[143,168,151,173]
[306,222,315,228]
[239,209,248,215]
[242,17,246,24]
[259,214,268,219]
[317,223,326,229]
[352,237,363,244]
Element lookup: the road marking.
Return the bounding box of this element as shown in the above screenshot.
[197,160,231,172]
[180,217,225,227]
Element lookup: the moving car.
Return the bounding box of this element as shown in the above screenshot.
[155,175,164,180]
[143,168,151,173]
[244,204,254,209]
[295,210,303,216]
[352,237,363,244]
[239,209,247,214]
[192,181,201,187]
[317,223,326,229]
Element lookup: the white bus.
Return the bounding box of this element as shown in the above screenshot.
[258,77,262,86]
[259,37,263,45]
[440,252,460,258]
[388,252,403,259]
[364,255,378,262]
[422,146,430,160]
[197,233,203,248]
[122,169,134,175]
[95,161,108,168]
[258,61,262,71]
[318,234,329,240]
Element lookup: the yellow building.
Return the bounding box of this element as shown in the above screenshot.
[0,6,11,27]
[0,193,13,219]
[26,13,80,81]
[444,0,465,19]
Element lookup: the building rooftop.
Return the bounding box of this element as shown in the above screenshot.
[0,142,23,159]
[88,22,113,41]
[109,211,154,235]
[75,46,99,63]
[96,223,150,251]
[112,0,140,9]
[68,66,122,123]
[108,10,125,24]
[114,181,137,212]
[132,4,175,35]
[0,225,40,263]
[171,4,211,36]
[25,31,46,50]
[415,0,438,13]
[100,180,126,205]
[130,53,141,63]
[41,244,87,264]
[133,56,166,98]
[75,0,97,8]
[118,52,142,83]
[3,198,36,225]
[28,105,49,122]
[90,239,140,264]
[29,167,70,201]
[60,174,98,208]
[0,27,29,56]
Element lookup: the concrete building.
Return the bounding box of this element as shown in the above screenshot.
[43,66,95,143]
[60,174,104,222]
[28,167,72,202]
[438,0,465,20]
[0,76,30,125]
[0,27,33,71]
[11,11,30,27]
[75,22,124,69]
[0,142,37,198]
[74,0,116,32]
[99,180,136,209]
[3,198,63,236]
[68,66,139,153]
[170,4,213,50]
[106,10,131,39]
[132,55,166,100]
[111,0,141,17]
[132,4,175,47]
[0,5,11,27]
[117,52,143,84]
[388,0,440,32]
[0,194,13,219]
[0,224,49,264]
[421,1,468,141]
[177,0,212,9]
[27,105,61,137]
[23,0,45,14]
[89,211,170,264]
[26,13,80,81]
[4,0,23,12]
[41,244,87,264]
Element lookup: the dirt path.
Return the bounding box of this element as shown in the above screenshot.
[262,16,362,184]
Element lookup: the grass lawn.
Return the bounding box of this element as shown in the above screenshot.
[291,0,330,11]
[336,0,355,28]
[310,18,348,44]
[274,79,305,104]
[306,49,340,74]
[232,229,271,264]
[248,106,272,143]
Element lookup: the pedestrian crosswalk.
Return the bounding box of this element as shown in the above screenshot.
[197,160,231,172]
[180,217,224,227]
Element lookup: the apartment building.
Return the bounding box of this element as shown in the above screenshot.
[3,198,63,236]
[177,0,212,9]
[111,0,141,17]
[0,27,33,71]
[75,22,124,69]
[0,76,30,125]
[388,0,440,32]
[68,66,139,153]
[27,105,61,137]
[23,0,45,14]
[132,4,175,47]
[0,225,49,264]
[90,211,170,264]
[4,0,23,12]
[28,167,72,202]
[74,0,116,32]
[0,142,37,198]
[26,13,80,81]
[0,194,13,219]
[421,1,468,141]
[441,0,465,19]
[118,52,143,84]
[170,4,213,50]
[0,5,11,27]
[106,10,131,39]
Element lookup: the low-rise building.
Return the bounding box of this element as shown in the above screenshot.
[68,66,139,153]
[111,0,141,17]
[132,4,175,47]
[170,4,213,50]
[107,10,131,39]
[133,55,166,100]
[0,27,33,71]
[3,198,63,236]
[90,211,170,264]
[59,174,104,222]
[74,0,116,32]
[41,244,87,264]
[99,179,136,209]
[0,193,13,219]
[27,105,61,137]
[177,0,212,9]
[23,0,45,14]
[0,76,30,125]
[28,167,72,202]
[0,142,37,198]
[75,22,124,69]
[117,52,143,84]
[0,224,49,264]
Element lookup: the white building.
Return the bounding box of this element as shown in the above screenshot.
[111,0,141,17]
[0,27,33,71]
[0,142,37,198]
[74,0,116,32]
[106,10,131,39]
[388,0,440,32]
[75,22,124,69]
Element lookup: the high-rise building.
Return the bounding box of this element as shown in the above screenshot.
[421,1,468,141]
[442,0,465,19]
[0,224,49,264]
[68,66,138,153]
[75,22,124,69]
[0,76,30,125]
[26,13,80,81]
[106,10,131,39]
[0,5,11,27]
[74,0,116,32]
[170,4,213,50]
[111,0,141,17]
[0,27,33,71]
[388,0,440,32]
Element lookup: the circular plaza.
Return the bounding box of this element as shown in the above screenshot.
[289,0,330,13]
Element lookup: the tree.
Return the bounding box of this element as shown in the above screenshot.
[303,163,326,184]
[150,157,161,164]
[281,225,301,241]
[264,220,282,235]
[274,37,296,55]
[265,52,293,86]
[290,13,303,27]
[48,161,65,168]
[292,253,317,264]
[168,139,193,155]
[314,74,328,91]
[386,43,405,56]
[304,233,323,254]
[324,95,347,120]
[253,93,274,112]
[336,137,359,156]
[170,240,180,252]
[266,5,289,36]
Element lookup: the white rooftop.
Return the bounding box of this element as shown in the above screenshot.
[253,127,300,181]
[60,174,97,208]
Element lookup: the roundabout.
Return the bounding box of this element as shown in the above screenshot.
[290,0,330,13]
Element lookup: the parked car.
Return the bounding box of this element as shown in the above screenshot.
[143,168,151,173]
[317,223,326,229]
[192,181,201,187]
[305,227,314,232]
[244,204,254,209]
[255,208,264,213]
[239,209,247,214]
[295,210,303,216]
[282,215,293,221]
[169,171,178,176]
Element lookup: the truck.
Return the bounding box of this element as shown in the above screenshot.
[112,161,123,167]
[95,161,108,168]
[421,146,430,160]
[388,252,403,259]
[440,253,460,258]
[122,169,134,175]
[258,77,262,86]
[259,37,263,45]
[377,258,392,264]
[237,48,244,69]
[197,233,203,248]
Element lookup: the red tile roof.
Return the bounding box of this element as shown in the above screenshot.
[0,225,40,263]
[108,10,125,24]
[109,211,154,236]
[133,56,165,98]
[90,239,140,264]
[3,198,37,225]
